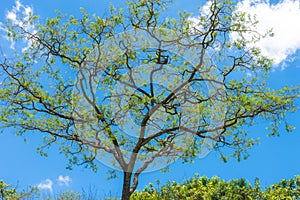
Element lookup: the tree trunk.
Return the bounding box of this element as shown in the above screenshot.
[121,171,132,200]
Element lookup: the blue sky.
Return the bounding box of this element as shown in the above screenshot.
[1,0,300,198]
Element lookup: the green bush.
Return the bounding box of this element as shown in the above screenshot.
[0,180,38,199]
[131,175,300,200]
[2,175,300,199]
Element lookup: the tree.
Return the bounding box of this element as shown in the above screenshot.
[0,0,299,199]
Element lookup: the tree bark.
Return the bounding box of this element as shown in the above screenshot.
[121,171,132,200]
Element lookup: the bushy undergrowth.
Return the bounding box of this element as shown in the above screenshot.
[1,175,300,199]
[131,174,300,200]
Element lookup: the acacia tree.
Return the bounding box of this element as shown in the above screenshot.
[0,0,299,199]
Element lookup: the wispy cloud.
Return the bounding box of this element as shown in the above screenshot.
[188,0,300,68]
[37,179,53,193]
[231,0,300,67]
[188,1,212,31]
[57,175,72,186]
[36,175,71,193]
[0,0,35,51]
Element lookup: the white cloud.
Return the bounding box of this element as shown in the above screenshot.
[0,0,35,51]
[188,1,212,31]
[189,0,300,67]
[201,1,213,16]
[6,11,17,21]
[24,6,33,16]
[37,179,53,193]
[57,175,72,186]
[15,0,22,11]
[232,0,300,66]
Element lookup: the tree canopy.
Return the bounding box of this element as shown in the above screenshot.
[0,0,299,199]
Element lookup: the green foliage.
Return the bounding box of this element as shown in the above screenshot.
[131,175,300,200]
[1,176,300,199]
[0,0,300,199]
[44,190,82,200]
[0,180,38,199]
